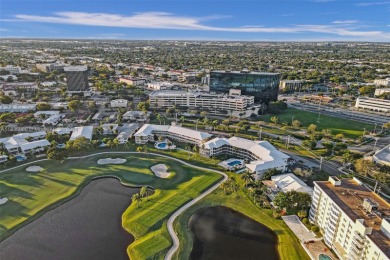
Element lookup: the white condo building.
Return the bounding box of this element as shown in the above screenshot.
[355,97,390,113]
[134,124,212,145]
[149,90,259,118]
[309,176,390,260]
[0,132,50,155]
[201,136,289,179]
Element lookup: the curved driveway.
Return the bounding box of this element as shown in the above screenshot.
[0,151,228,260]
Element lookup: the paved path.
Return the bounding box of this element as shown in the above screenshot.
[0,151,228,260]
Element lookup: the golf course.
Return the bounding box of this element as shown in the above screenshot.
[0,150,309,259]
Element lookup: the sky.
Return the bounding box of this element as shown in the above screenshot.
[0,0,389,42]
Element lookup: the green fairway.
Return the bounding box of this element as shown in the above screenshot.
[261,108,373,138]
[0,153,221,259]
[173,185,310,260]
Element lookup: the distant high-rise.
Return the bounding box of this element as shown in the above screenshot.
[64,66,89,92]
[209,70,280,103]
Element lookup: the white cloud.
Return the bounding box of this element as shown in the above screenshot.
[7,11,390,41]
[356,1,390,6]
[332,20,358,24]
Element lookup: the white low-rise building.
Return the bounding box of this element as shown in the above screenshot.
[69,126,93,141]
[147,81,174,90]
[134,124,212,145]
[375,88,390,97]
[34,111,64,126]
[0,155,8,163]
[0,65,22,74]
[0,131,49,155]
[373,144,390,166]
[309,176,390,260]
[271,173,313,194]
[355,97,390,113]
[100,124,119,135]
[122,111,150,121]
[116,123,140,144]
[201,136,289,179]
[119,77,146,86]
[374,78,390,87]
[0,104,36,112]
[110,99,128,108]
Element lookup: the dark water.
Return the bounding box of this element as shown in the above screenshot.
[0,178,137,260]
[189,206,279,260]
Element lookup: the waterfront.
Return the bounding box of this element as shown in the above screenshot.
[0,178,137,260]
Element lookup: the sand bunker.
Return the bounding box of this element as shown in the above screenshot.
[97,158,126,165]
[26,166,44,172]
[0,197,8,205]
[150,164,171,178]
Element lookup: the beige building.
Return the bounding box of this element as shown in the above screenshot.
[355,97,390,113]
[309,176,390,260]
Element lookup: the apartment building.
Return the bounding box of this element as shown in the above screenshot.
[0,132,50,155]
[201,136,289,179]
[355,97,390,113]
[150,90,254,110]
[309,176,390,260]
[134,124,212,145]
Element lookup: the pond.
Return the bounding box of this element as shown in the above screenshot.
[0,178,137,260]
[189,206,279,260]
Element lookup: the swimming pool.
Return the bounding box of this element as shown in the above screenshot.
[318,254,332,260]
[227,160,242,167]
[16,155,26,161]
[157,143,167,149]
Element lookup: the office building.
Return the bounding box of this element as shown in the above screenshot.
[134,124,212,145]
[64,66,89,92]
[36,63,66,73]
[201,136,289,179]
[209,70,280,103]
[309,176,390,260]
[119,77,146,86]
[355,97,390,113]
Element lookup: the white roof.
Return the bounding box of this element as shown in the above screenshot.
[0,131,48,152]
[34,111,59,117]
[20,139,50,152]
[134,124,212,141]
[204,136,289,172]
[53,128,73,135]
[70,126,93,141]
[271,173,313,195]
[373,144,390,163]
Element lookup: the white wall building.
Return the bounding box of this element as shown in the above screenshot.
[279,80,304,91]
[0,65,22,74]
[0,132,49,155]
[201,136,289,179]
[134,124,212,145]
[309,176,390,260]
[375,88,390,97]
[110,99,128,108]
[69,126,93,141]
[149,90,259,118]
[355,97,390,113]
[374,78,390,87]
[119,77,146,86]
[116,123,139,144]
[0,104,36,112]
[147,82,174,90]
[122,111,150,122]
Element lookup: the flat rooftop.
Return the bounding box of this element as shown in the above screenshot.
[211,70,279,75]
[316,178,390,256]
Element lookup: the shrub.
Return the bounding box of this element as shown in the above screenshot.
[302,218,309,224]
[311,226,319,232]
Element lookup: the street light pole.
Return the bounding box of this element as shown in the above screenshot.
[259,127,262,140]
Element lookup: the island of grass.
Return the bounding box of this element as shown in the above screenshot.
[261,108,374,138]
[0,148,310,260]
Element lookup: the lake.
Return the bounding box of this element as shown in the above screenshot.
[189,206,279,260]
[0,178,137,260]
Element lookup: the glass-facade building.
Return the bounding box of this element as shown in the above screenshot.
[209,71,280,103]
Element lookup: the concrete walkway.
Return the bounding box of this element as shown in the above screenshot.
[0,151,228,260]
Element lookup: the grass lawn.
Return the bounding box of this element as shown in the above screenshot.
[173,186,310,260]
[0,153,222,259]
[260,108,374,138]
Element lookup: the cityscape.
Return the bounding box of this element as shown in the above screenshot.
[0,1,390,260]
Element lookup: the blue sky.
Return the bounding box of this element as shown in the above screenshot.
[0,0,389,41]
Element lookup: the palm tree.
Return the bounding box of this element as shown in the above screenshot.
[136,146,143,153]
[241,172,254,187]
[220,182,229,194]
[156,114,162,125]
[132,193,142,208]
[113,138,120,149]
